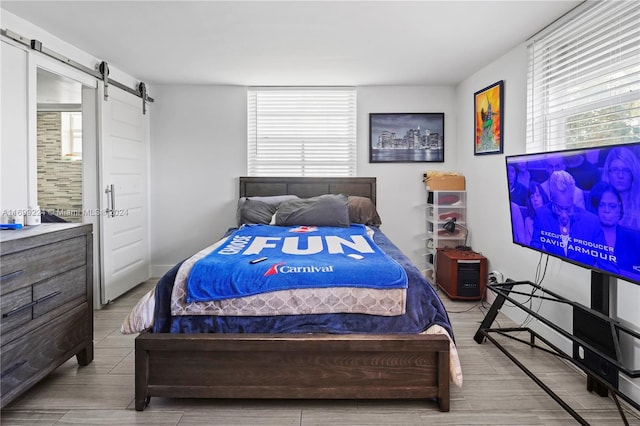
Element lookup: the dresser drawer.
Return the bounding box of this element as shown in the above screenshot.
[0,286,33,336]
[1,266,88,336]
[0,236,86,295]
[33,266,87,317]
[1,303,90,406]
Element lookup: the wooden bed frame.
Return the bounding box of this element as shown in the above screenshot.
[134,177,451,412]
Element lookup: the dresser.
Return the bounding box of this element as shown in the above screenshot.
[1,223,93,408]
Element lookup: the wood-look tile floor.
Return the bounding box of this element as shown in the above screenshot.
[2,279,639,425]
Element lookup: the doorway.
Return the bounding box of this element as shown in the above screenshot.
[34,64,102,308]
[36,68,83,222]
[32,58,150,307]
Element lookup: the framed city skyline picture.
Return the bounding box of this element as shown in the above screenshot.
[474,80,504,156]
[369,113,445,163]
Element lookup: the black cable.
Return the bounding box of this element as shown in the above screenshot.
[446,303,481,314]
[520,254,549,328]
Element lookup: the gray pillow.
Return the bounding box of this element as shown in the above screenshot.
[236,195,299,225]
[275,194,350,227]
[237,199,277,225]
[347,196,382,226]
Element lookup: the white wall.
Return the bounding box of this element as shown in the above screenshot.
[149,85,247,275]
[456,42,640,403]
[149,85,457,275]
[357,86,457,268]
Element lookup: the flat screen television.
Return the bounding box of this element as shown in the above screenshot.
[506,141,640,286]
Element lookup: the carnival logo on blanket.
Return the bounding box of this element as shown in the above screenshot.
[264,262,334,276]
[264,262,284,276]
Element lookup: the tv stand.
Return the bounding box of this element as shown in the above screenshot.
[589,270,613,397]
[474,280,640,425]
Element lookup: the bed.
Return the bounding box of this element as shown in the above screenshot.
[127,177,461,412]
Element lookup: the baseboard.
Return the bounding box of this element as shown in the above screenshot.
[151,264,173,278]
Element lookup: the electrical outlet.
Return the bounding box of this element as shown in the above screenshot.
[486,271,503,304]
[488,270,503,284]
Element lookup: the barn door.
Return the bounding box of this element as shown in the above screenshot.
[99,84,150,303]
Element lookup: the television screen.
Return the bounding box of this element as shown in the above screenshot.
[506,142,640,285]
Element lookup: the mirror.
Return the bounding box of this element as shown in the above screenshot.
[36,68,83,223]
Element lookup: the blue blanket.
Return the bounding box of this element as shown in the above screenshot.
[153,227,455,342]
[186,224,407,302]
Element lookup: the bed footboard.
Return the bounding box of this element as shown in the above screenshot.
[135,332,450,412]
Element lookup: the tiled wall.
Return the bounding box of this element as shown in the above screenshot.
[37,111,83,223]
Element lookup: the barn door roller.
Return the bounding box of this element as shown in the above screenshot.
[1,28,154,106]
[138,82,148,115]
[99,61,110,100]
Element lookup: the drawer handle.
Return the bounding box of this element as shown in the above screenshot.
[1,360,27,379]
[0,270,24,282]
[2,291,61,318]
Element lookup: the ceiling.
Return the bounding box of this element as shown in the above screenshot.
[2,1,583,87]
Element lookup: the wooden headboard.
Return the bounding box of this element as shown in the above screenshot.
[239,177,377,205]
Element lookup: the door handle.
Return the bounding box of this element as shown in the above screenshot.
[105,184,115,217]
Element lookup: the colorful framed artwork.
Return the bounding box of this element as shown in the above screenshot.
[474,80,504,156]
[369,113,444,163]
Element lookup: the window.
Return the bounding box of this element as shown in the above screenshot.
[61,111,82,160]
[247,88,357,176]
[526,1,640,153]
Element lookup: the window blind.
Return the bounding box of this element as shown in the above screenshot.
[247,88,357,176]
[526,1,640,153]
